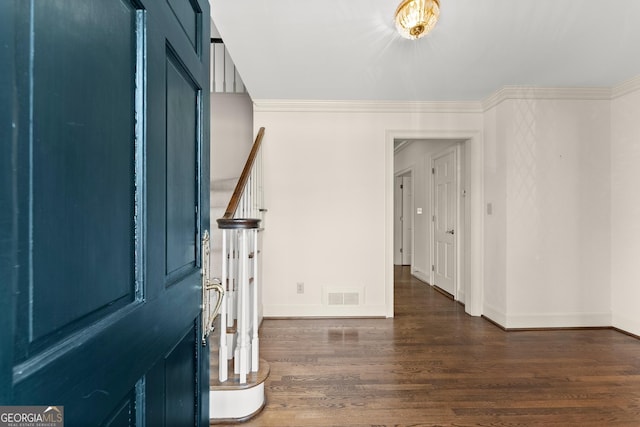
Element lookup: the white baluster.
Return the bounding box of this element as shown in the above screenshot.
[236,229,250,383]
[227,230,235,327]
[248,176,253,215]
[252,175,256,216]
[224,47,234,93]
[257,148,264,224]
[251,229,259,372]
[218,230,228,382]
[233,230,242,377]
[246,177,251,217]
[254,173,258,217]
[244,184,249,217]
[213,43,225,93]
[251,171,256,217]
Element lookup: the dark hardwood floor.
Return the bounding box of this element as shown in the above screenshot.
[234,266,640,426]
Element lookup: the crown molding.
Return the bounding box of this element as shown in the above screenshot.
[482,86,613,111]
[612,74,640,99]
[253,82,636,114]
[253,99,483,114]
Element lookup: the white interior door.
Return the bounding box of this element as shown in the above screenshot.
[394,176,403,265]
[433,150,457,296]
[401,176,412,265]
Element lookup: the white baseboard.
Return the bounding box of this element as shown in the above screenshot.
[263,304,387,318]
[411,270,430,284]
[612,313,640,337]
[482,303,507,327]
[456,289,465,305]
[481,305,640,337]
[504,311,611,329]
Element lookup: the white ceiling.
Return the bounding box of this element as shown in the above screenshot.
[211,0,640,102]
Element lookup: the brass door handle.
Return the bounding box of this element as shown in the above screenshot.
[201,230,225,346]
[205,278,225,320]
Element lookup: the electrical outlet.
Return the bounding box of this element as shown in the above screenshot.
[296,282,304,294]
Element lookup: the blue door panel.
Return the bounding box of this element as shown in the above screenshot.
[165,51,198,281]
[166,0,201,52]
[30,0,137,345]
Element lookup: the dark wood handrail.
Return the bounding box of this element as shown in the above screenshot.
[217,218,261,229]
[221,127,265,220]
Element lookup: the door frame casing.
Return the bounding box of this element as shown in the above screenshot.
[385,129,484,318]
[393,175,402,266]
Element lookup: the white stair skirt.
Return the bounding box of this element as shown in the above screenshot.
[210,358,270,423]
[210,383,265,422]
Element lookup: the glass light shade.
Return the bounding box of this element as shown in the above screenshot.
[395,0,440,40]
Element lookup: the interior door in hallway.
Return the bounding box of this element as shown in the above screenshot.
[433,150,457,296]
[401,176,412,265]
[1,0,210,425]
[394,177,403,265]
[394,174,412,265]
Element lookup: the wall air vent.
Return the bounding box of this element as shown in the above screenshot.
[324,287,364,306]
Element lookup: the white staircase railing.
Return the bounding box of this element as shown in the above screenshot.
[210,38,246,94]
[216,128,265,384]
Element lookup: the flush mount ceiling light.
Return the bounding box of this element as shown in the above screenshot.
[394,0,440,40]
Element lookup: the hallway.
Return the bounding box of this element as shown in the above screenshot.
[234,267,640,426]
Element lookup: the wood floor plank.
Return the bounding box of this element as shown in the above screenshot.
[224,266,640,426]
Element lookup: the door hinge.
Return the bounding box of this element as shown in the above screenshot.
[400,184,403,189]
[432,167,435,174]
[400,248,403,253]
[432,265,435,272]
[432,215,435,222]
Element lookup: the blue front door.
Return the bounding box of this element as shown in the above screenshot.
[0,0,211,425]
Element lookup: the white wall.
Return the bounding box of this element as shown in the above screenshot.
[251,82,639,335]
[254,104,483,317]
[210,92,254,182]
[611,79,640,336]
[394,140,459,284]
[484,93,612,328]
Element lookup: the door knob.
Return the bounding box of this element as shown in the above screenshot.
[446,229,455,235]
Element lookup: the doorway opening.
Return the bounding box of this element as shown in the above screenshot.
[386,131,483,318]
